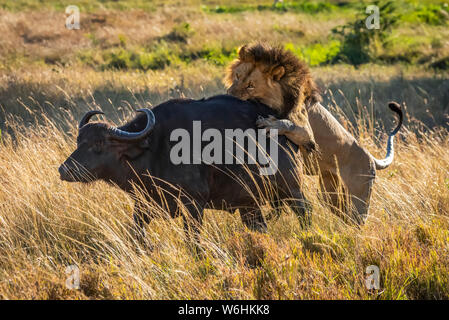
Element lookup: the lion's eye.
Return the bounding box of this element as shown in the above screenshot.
[235,74,240,80]
[247,83,255,90]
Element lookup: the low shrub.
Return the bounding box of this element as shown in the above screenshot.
[285,40,341,66]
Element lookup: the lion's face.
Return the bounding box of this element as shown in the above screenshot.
[226,61,285,113]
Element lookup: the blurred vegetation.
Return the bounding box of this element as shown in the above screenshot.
[0,0,158,12]
[331,1,399,66]
[78,30,237,71]
[1,0,448,71]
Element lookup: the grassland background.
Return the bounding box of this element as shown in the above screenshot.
[0,0,448,299]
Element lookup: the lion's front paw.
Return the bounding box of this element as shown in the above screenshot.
[256,115,276,128]
[256,115,287,134]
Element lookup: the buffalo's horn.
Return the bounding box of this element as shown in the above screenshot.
[79,110,105,129]
[108,109,156,142]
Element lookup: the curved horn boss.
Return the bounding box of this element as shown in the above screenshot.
[79,110,104,129]
[78,109,156,141]
[107,109,156,142]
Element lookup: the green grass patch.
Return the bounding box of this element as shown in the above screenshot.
[78,40,238,71]
[401,3,449,26]
[202,0,338,15]
[285,40,341,66]
[103,45,179,71]
[187,47,238,66]
[379,34,433,64]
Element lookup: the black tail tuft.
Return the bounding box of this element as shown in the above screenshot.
[388,101,401,114]
[388,101,403,135]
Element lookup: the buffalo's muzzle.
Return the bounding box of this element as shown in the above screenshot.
[59,164,76,182]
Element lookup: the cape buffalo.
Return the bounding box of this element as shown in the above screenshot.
[59,95,309,249]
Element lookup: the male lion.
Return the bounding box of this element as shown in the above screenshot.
[225,42,320,153]
[225,42,403,224]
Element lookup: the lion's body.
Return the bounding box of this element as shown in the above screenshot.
[256,99,402,224]
[306,102,377,223]
[225,43,403,224]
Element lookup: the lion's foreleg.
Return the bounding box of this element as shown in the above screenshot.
[256,116,316,152]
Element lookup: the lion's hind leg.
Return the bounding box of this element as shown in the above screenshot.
[319,172,349,221]
[340,159,376,225]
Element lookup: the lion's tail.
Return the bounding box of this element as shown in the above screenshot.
[373,102,403,170]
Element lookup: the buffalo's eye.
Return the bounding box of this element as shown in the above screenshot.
[92,142,103,153]
[235,73,240,81]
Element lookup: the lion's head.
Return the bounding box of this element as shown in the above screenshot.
[224,42,320,118]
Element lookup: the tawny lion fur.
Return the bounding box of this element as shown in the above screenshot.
[225,42,403,224]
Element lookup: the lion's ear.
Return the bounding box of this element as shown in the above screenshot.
[272,66,285,81]
[238,45,248,59]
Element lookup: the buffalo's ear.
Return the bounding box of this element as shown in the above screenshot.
[238,45,248,60]
[272,66,285,81]
[109,139,148,160]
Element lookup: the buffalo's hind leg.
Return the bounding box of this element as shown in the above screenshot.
[239,207,268,233]
[271,190,312,229]
[278,190,312,229]
[287,198,312,229]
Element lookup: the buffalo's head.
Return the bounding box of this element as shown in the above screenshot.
[59,109,155,183]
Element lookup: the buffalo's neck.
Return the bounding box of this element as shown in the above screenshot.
[102,156,155,194]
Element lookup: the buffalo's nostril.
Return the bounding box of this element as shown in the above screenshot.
[59,164,71,181]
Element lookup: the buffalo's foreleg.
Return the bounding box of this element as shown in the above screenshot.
[132,201,152,250]
[239,207,268,232]
[182,202,204,255]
